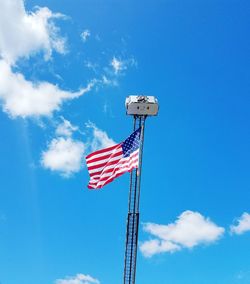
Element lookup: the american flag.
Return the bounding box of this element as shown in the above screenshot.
[86,128,141,189]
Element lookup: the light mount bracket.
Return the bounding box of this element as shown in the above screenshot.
[125,95,159,116]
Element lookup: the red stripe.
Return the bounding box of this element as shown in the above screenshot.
[88,155,123,172]
[87,149,123,170]
[89,163,137,185]
[88,166,136,189]
[89,165,137,189]
[88,152,139,177]
[86,150,122,164]
[88,172,124,189]
[89,158,138,182]
[86,143,120,160]
[88,159,138,187]
[90,163,137,184]
[90,167,119,179]
[89,158,138,180]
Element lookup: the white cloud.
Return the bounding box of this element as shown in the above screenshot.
[41,118,85,177]
[0,0,67,64]
[86,122,116,152]
[230,212,250,235]
[41,137,85,177]
[140,239,181,257]
[41,120,115,177]
[81,29,91,42]
[0,1,98,119]
[140,210,225,257]
[0,60,95,118]
[55,273,100,284]
[0,1,137,121]
[56,117,79,137]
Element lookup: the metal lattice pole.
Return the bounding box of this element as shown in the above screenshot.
[123,95,158,284]
[123,115,146,284]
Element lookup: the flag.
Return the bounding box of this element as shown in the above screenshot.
[86,128,141,189]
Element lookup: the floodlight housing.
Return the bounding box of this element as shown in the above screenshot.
[125,95,159,116]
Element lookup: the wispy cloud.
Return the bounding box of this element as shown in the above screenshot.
[56,116,79,137]
[101,75,118,87]
[140,210,225,257]
[55,273,100,284]
[110,57,124,74]
[110,56,137,75]
[230,212,250,235]
[86,121,116,152]
[81,29,91,42]
[84,61,98,73]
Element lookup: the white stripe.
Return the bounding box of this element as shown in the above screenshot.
[90,163,138,184]
[89,163,138,185]
[88,149,139,175]
[86,145,121,162]
[89,158,139,184]
[88,157,123,174]
[87,152,123,167]
[90,156,139,180]
[90,162,138,187]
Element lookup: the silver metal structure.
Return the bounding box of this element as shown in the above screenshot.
[123,96,158,284]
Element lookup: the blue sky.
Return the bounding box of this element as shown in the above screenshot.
[0,0,250,283]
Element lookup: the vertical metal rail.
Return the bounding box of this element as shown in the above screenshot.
[123,115,146,284]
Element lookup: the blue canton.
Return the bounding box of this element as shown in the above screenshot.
[121,128,141,157]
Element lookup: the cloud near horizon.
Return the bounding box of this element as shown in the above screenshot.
[55,273,100,284]
[140,210,225,257]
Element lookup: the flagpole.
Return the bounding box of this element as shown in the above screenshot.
[128,116,146,283]
[135,116,146,214]
[123,115,147,284]
[123,96,158,284]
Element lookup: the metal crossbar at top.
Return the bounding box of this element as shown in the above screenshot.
[123,115,146,284]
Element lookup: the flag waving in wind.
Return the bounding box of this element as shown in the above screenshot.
[86,128,141,189]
